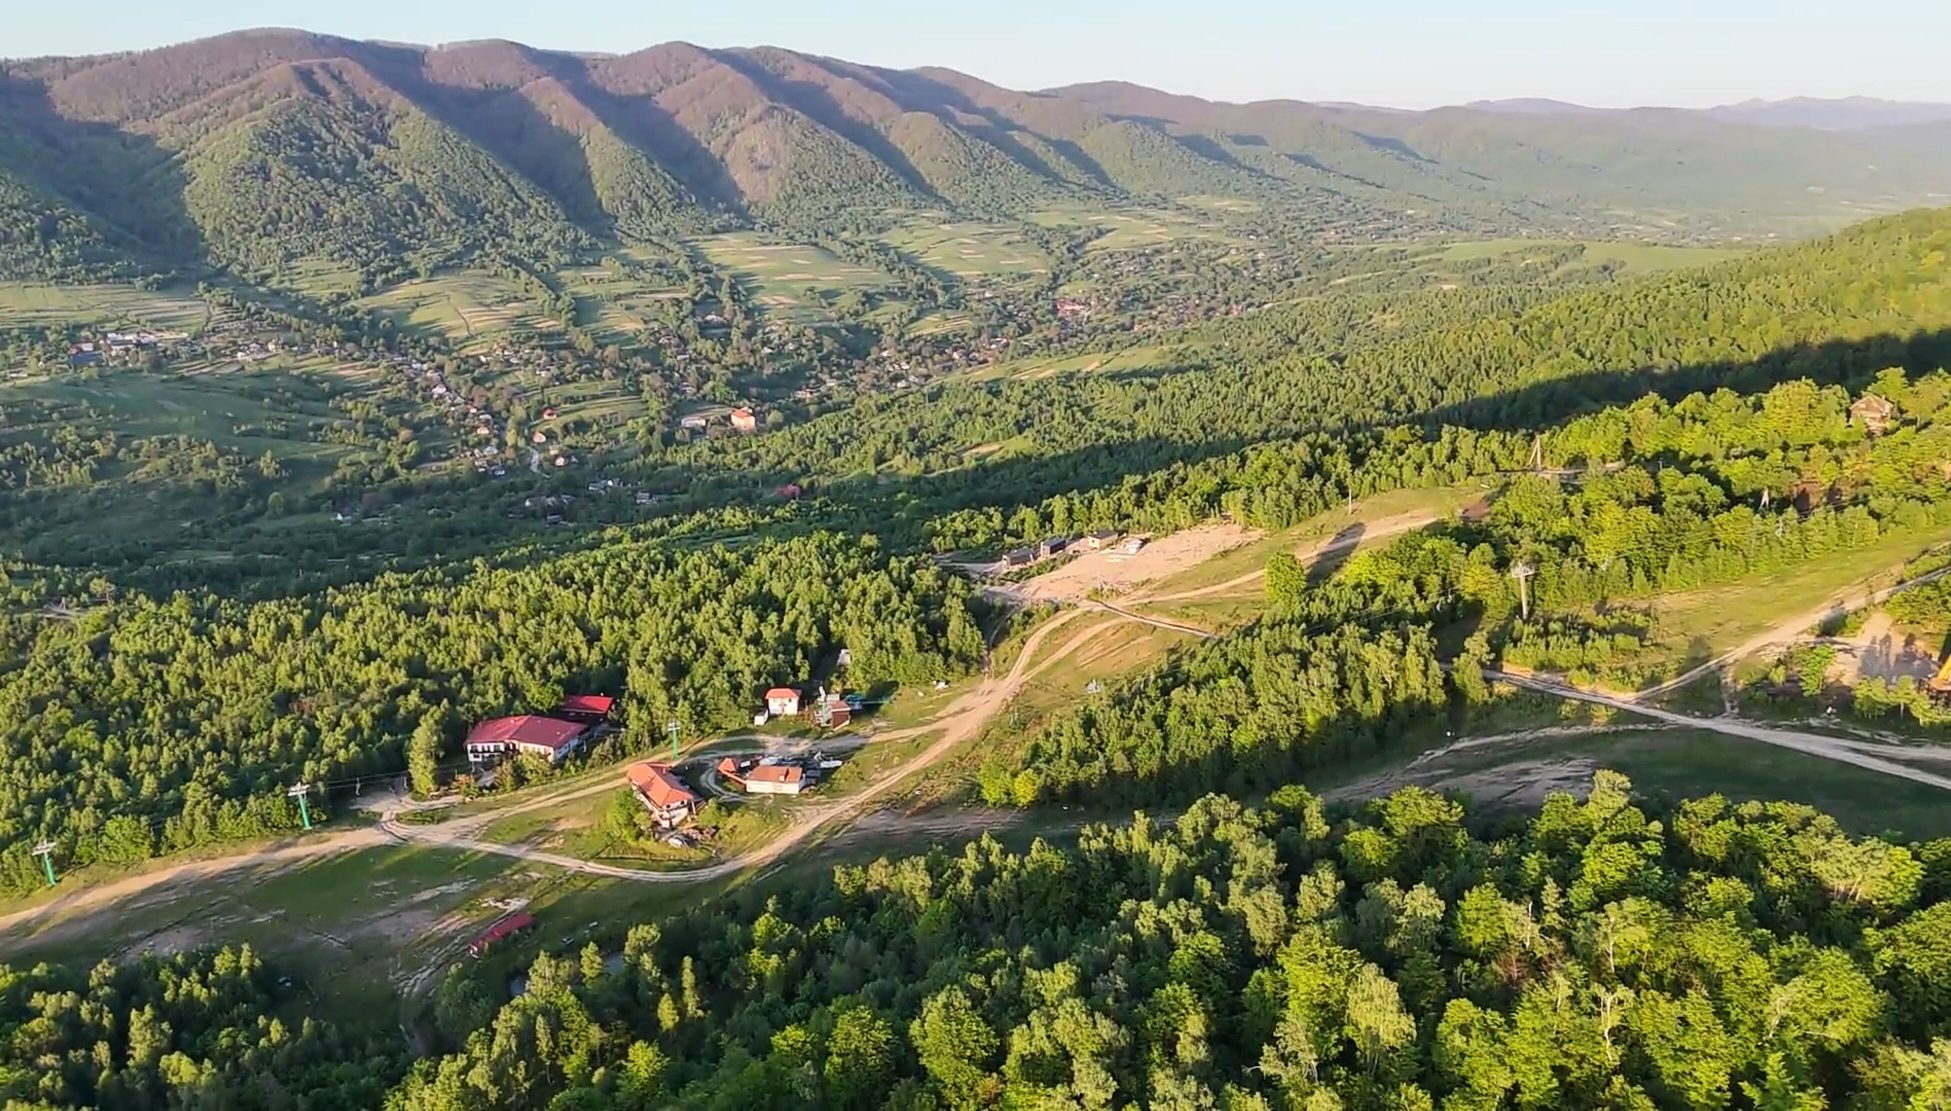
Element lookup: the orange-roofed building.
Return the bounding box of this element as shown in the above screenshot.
[626,761,700,829]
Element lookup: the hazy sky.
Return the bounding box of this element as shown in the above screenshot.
[7,0,1948,109]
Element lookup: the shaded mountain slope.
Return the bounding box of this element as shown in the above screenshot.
[1,29,1947,280]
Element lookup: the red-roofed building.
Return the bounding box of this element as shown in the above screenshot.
[468,912,536,958]
[626,761,700,829]
[555,694,616,723]
[742,763,807,796]
[465,715,590,765]
[730,407,758,434]
[716,756,747,783]
[764,687,801,716]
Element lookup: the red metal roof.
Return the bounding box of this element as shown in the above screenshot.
[626,762,699,810]
[764,687,799,701]
[465,715,585,751]
[745,764,804,786]
[557,694,615,716]
[716,756,744,779]
[469,912,536,952]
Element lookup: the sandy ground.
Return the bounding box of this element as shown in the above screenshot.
[1008,523,1258,603]
[1829,610,1942,685]
[1136,507,1448,605]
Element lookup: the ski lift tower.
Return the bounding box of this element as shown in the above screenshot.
[31,840,57,887]
[286,783,314,831]
[1510,561,1536,620]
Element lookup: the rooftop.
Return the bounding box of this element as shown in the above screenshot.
[626,761,699,810]
[466,715,585,751]
[557,694,616,716]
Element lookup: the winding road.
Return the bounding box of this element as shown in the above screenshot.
[0,609,1098,938]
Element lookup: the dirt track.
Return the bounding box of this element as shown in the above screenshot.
[1136,508,1447,605]
[0,609,1098,940]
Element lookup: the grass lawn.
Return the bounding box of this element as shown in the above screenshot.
[1434,238,1749,276]
[0,282,209,332]
[1640,526,1951,670]
[691,232,888,321]
[877,220,1052,280]
[1136,483,1486,625]
[356,271,558,347]
[1369,722,1951,841]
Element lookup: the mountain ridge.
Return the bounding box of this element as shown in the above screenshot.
[2,29,1949,283]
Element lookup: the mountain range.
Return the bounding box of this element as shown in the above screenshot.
[3,29,1949,284]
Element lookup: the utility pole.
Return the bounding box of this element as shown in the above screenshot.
[665,721,681,762]
[1511,561,1536,620]
[286,783,314,831]
[1530,435,1544,472]
[31,840,57,888]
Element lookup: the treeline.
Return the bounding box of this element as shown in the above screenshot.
[664,206,1951,534]
[390,777,1951,1108]
[0,944,399,1108]
[0,532,985,892]
[995,372,1951,800]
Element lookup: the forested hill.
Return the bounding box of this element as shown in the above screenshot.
[3,29,1950,281]
[383,778,1951,1108]
[668,206,1951,532]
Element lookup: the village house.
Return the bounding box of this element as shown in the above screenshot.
[554,694,615,724]
[625,761,700,829]
[679,413,711,431]
[730,407,759,434]
[1083,529,1124,550]
[765,686,802,716]
[1851,393,1897,436]
[467,912,536,958]
[1003,547,1036,568]
[464,715,591,765]
[1038,536,1070,559]
[742,763,807,796]
[818,696,853,730]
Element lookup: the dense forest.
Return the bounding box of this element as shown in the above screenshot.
[0,945,396,1107]
[369,777,1951,1108]
[991,372,1951,806]
[672,208,1951,549]
[0,531,985,892]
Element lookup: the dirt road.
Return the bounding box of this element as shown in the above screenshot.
[1136,507,1447,605]
[1488,670,1951,792]
[0,609,1096,939]
[1634,562,1951,699]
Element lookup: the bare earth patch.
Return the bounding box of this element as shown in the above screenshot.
[1829,610,1942,685]
[1019,522,1259,604]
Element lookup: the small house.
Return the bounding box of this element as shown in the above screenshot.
[765,687,802,716]
[743,764,807,796]
[1851,393,1897,436]
[730,408,759,434]
[1003,547,1036,568]
[555,695,615,724]
[679,413,711,431]
[1038,536,1070,559]
[625,762,700,829]
[822,700,853,729]
[1083,529,1123,550]
[467,912,536,958]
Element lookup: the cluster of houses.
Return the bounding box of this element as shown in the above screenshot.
[66,329,192,366]
[676,406,768,437]
[715,751,843,796]
[758,685,859,729]
[1003,529,1144,568]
